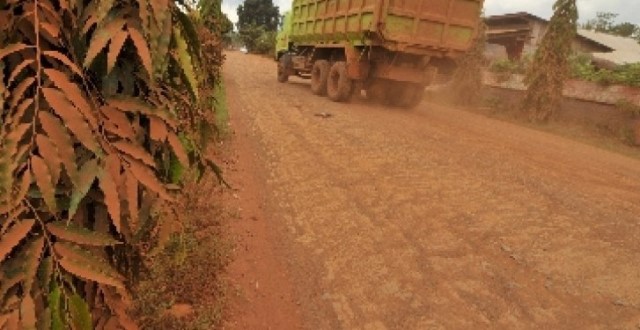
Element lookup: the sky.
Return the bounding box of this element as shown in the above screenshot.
[221,0,640,26]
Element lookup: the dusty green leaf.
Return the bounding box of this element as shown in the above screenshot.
[173,26,198,99]
[54,242,124,288]
[23,236,45,293]
[48,283,65,330]
[19,295,36,330]
[99,164,122,234]
[69,294,92,330]
[68,158,99,219]
[38,111,78,179]
[31,155,57,212]
[0,219,35,263]
[42,88,100,153]
[46,222,120,246]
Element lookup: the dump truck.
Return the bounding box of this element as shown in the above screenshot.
[275,0,484,108]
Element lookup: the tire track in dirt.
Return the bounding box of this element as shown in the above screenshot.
[224,51,640,329]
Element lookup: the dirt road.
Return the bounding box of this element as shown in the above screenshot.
[222,51,640,329]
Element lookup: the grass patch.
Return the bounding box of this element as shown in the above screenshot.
[133,175,231,329]
[214,80,230,137]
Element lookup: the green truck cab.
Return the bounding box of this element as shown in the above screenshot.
[276,0,484,108]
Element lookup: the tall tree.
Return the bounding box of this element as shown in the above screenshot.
[198,0,234,34]
[522,0,578,122]
[582,11,640,42]
[237,0,280,32]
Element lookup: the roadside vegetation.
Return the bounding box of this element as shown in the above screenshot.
[522,0,579,122]
[489,56,640,88]
[0,0,228,328]
[236,0,279,55]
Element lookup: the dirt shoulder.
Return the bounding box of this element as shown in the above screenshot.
[221,68,304,329]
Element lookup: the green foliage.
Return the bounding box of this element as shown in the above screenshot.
[0,0,225,328]
[569,54,640,87]
[582,12,640,42]
[616,100,640,118]
[522,0,579,122]
[198,0,233,35]
[237,0,280,32]
[239,24,276,54]
[236,0,279,51]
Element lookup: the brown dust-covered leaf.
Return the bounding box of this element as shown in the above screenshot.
[108,98,177,128]
[0,43,29,61]
[35,134,61,185]
[7,59,35,86]
[167,131,189,166]
[9,77,35,108]
[107,30,129,73]
[31,155,57,212]
[0,219,35,263]
[46,222,120,246]
[43,68,98,129]
[100,106,135,139]
[95,0,116,24]
[112,141,155,168]
[68,158,99,218]
[40,21,60,39]
[42,87,100,153]
[19,291,37,329]
[12,171,31,208]
[83,18,126,68]
[149,116,167,141]
[100,163,122,234]
[101,285,139,330]
[22,236,45,293]
[5,123,31,157]
[38,111,78,179]
[127,26,153,77]
[43,50,83,77]
[13,98,34,124]
[54,242,124,288]
[126,158,172,201]
[125,171,138,232]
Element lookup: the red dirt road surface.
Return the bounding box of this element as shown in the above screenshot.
[222,51,640,329]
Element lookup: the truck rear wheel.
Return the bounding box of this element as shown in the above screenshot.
[277,54,291,83]
[327,61,353,102]
[310,60,330,95]
[398,83,424,109]
[366,79,388,104]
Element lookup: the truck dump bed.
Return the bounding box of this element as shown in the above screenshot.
[289,0,483,56]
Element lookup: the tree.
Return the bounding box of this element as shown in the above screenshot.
[582,11,640,42]
[522,0,578,122]
[198,0,234,35]
[237,0,280,32]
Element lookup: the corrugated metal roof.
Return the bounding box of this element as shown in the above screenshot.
[574,30,640,65]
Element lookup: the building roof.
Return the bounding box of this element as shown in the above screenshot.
[577,29,640,65]
[485,12,640,65]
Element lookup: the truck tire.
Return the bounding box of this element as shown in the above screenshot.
[398,83,424,109]
[277,54,291,83]
[310,60,330,95]
[366,79,387,104]
[327,61,353,102]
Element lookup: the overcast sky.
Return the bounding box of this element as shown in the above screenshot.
[222,0,640,26]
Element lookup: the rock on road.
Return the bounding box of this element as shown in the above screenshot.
[223,51,640,329]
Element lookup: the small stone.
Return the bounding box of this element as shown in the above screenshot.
[166,303,194,319]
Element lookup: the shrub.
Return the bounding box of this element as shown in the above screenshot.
[0,0,223,328]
